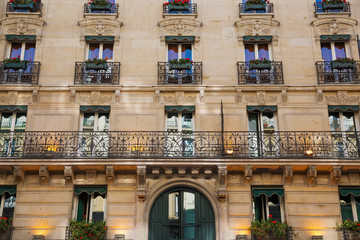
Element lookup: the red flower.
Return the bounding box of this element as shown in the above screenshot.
[269,215,272,218]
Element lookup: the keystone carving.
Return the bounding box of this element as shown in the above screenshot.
[86,170,96,184]
[306,166,317,186]
[0,171,7,185]
[261,170,272,185]
[137,166,147,201]
[330,166,342,185]
[64,166,74,183]
[349,172,359,185]
[244,165,253,185]
[39,165,49,185]
[218,165,227,201]
[106,166,114,182]
[13,166,24,183]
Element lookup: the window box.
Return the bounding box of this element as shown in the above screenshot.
[331,61,355,70]
[245,3,266,11]
[3,62,27,70]
[322,2,345,10]
[343,229,360,240]
[85,62,108,70]
[0,229,11,240]
[168,4,190,12]
[249,62,271,70]
[90,2,112,12]
[11,2,35,11]
[169,62,192,70]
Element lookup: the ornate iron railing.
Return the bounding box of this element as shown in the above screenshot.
[163,3,197,14]
[0,61,40,85]
[314,2,351,13]
[251,227,293,240]
[237,61,284,84]
[74,62,120,85]
[6,0,42,13]
[239,3,274,14]
[342,229,360,240]
[158,62,202,85]
[65,226,106,240]
[1,131,360,159]
[84,3,119,14]
[316,61,360,84]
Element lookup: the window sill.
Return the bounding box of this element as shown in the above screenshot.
[163,13,197,19]
[6,11,41,18]
[315,12,351,18]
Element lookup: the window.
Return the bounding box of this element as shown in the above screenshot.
[252,188,285,222]
[321,41,348,62]
[242,0,268,13]
[168,43,192,62]
[0,187,16,219]
[73,186,107,222]
[245,43,271,61]
[166,42,194,84]
[87,43,113,61]
[339,189,360,222]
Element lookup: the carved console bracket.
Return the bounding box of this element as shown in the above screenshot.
[165,167,173,178]
[13,166,24,183]
[137,166,147,201]
[306,166,317,186]
[330,166,342,185]
[218,165,227,201]
[244,165,253,185]
[204,168,213,179]
[152,167,160,179]
[106,166,114,182]
[64,166,74,183]
[178,167,186,177]
[39,165,49,185]
[283,166,293,184]
[191,168,199,178]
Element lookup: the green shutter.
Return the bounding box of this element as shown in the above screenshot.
[80,106,110,113]
[341,204,354,222]
[320,35,350,41]
[165,106,195,113]
[0,105,28,112]
[243,36,272,42]
[77,193,88,222]
[252,189,284,197]
[6,35,36,41]
[247,106,277,112]
[340,189,360,197]
[254,196,262,221]
[74,186,107,195]
[165,36,195,42]
[0,186,16,195]
[328,105,359,112]
[84,36,114,42]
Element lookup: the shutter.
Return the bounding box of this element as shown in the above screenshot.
[341,204,354,222]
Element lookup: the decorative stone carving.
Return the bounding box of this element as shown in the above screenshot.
[0,92,32,105]
[281,90,287,103]
[0,171,7,185]
[137,166,147,201]
[317,90,323,103]
[257,93,266,105]
[178,167,186,177]
[86,170,97,184]
[0,17,45,42]
[236,90,242,104]
[154,90,160,104]
[261,170,272,185]
[163,92,196,105]
[78,91,113,105]
[244,165,253,184]
[349,173,359,185]
[199,89,205,104]
[64,166,74,183]
[191,168,199,178]
[165,168,173,178]
[204,168,213,179]
[306,166,317,186]
[78,18,122,45]
[326,92,360,105]
[283,166,293,184]
[235,18,280,46]
[218,165,227,201]
[330,166,342,185]
[311,18,358,46]
[158,18,202,45]
[152,167,160,179]
[39,165,49,185]
[14,166,24,183]
[245,92,279,105]
[106,166,114,182]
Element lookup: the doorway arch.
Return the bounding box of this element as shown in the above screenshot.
[148,187,215,240]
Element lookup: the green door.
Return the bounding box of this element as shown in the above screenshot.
[149,188,215,240]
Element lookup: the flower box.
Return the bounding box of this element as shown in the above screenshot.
[11,2,35,11]
[322,2,345,10]
[245,3,266,11]
[0,229,11,240]
[249,62,271,70]
[168,4,190,12]
[90,3,112,12]
[169,62,192,70]
[3,62,27,70]
[343,229,360,240]
[85,62,108,70]
[331,61,355,70]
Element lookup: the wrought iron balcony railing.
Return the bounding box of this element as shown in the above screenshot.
[251,227,293,240]
[314,2,351,13]
[6,0,42,13]
[163,3,197,14]
[158,62,202,85]
[1,131,360,159]
[74,62,120,85]
[342,229,360,240]
[239,3,274,14]
[0,61,40,85]
[237,61,284,84]
[84,3,119,14]
[316,61,360,84]
[65,226,106,240]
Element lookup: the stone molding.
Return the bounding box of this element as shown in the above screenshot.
[137,165,147,201]
[13,166,24,183]
[78,18,122,45]
[0,91,32,105]
[325,91,360,105]
[158,18,202,45]
[39,165,49,185]
[283,166,293,184]
[0,16,45,42]
[306,166,317,186]
[217,165,227,201]
[106,165,114,182]
[64,166,74,183]
[244,165,253,185]
[330,166,342,185]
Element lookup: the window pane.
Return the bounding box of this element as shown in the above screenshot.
[343,112,355,132]
[335,42,346,59]
[0,113,12,131]
[181,44,192,60]
[182,113,193,130]
[355,196,360,222]
[268,195,282,222]
[14,113,27,132]
[97,113,109,131]
[245,44,256,61]
[168,44,178,61]
[168,192,180,239]
[2,193,16,219]
[321,42,332,61]
[248,112,259,131]
[77,192,90,222]
[24,43,36,61]
[10,43,22,59]
[167,113,178,130]
[183,192,195,239]
[103,44,113,60]
[258,44,269,60]
[253,195,265,221]
[92,193,105,221]
[262,112,274,131]
[340,194,354,222]
[329,112,341,131]
[83,113,95,131]
[89,43,100,60]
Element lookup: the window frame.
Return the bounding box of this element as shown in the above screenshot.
[165,111,195,132]
[166,42,194,61]
[321,40,351,61]
[252,189,286,223]
[80,112,110,132]
[328,111,359,132]
[247,111,278,132]
[85,42,114,61]
[0,192,16,219]
[72,190,107,222]
[244,42,273,61]
[7,41,36,61]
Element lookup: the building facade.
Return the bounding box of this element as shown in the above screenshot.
[0,0,360,239]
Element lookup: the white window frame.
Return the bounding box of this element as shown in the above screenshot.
[329,111,359,132]
[253,194,286,223]
[245,42,273,60]
[72,192,107,222]
[80,112,110,132]
[7,42,35,60]
[85,42,114,61]
[166,42,194,61]
[165,112,195,132]
[321,41,351,61]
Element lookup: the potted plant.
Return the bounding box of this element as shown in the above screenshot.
[169,58,193,70]
[331,57,355,70]
[3,56,29,70]
[321,0,346,10]
[245,0,269,11]
[9,0,37,11]
[337,219,360,240]
[85,58,108,70]
[69,218,107,240]
[0,217,12,240]
[89,0,113,12]
[251,215,294,240]
[249,58,272,70]
[164,0,191,12]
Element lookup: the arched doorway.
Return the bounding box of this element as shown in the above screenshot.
[148,187,215,240]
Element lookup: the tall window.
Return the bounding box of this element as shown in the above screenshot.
[168,43,192,62]
[321,41,348,61]
[87,43,113,61]
[245,43,271,62]
[252,188,285,222]
[9,42,35,62]
[0,187,16,219]
[339,189,360,222]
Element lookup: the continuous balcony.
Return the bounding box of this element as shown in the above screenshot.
[314,1,351,14]
[237,61,283,84]
[162,3,197,15]
[6,0,42,13]
[316,61,360,84]
[74,62,120,85]
[84,2,119,14]
[1,131,360,159]
[0,61,40,85]
[239,3,274,14]
[158,62,202,85]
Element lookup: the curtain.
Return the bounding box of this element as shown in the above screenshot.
[321,42,332,61]
[24,43,35,61]
[88,43,100,60]
[335,42,346,59]
[258,44,269,60]
[245,44,256,61]
[10,43,22,59]
[181,44,192,60]
[102,44,113,60]
[168,44,178,61]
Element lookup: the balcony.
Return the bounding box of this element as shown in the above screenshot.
[84,2,119,14]
[237,61,283,84]
[0,61,40,85]
[314,1,351,14]
[1,131,360,159]
[74,62,120,85]
[316,61,360,84]
[342,229,360,240]
[251,227,293,240]
[163,3,197,15]
[158,62,202,85]
[6,0,42,13]
[239,3,274,14]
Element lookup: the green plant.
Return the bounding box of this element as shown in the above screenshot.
[3,56,29,64]
[9,0,36,4]
[89,0,112,7]
[337,219,360,232]
[249,58,272,65]
[69,218,107,240]
[0,217,12,233]
[85,58,107,65]
[251,215,293,239]
[322,0,346,4]
[246,0,269,5]
[169,58,193,64]
[332,57,355,63]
